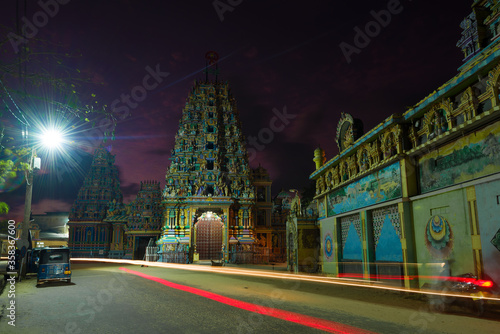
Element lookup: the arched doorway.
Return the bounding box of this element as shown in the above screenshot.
[195,211,224,260]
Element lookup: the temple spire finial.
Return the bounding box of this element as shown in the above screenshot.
[204,51,220,83]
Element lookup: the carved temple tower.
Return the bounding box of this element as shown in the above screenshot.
[123,180,163,259]
[157,78,257,263]
[68,145,123,257]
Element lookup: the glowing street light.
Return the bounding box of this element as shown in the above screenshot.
[40,128,65,149]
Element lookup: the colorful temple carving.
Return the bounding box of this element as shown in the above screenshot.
[124,180,163,259]
[297,0,500,289]
[67,72,289,263]
[157,79,258,262]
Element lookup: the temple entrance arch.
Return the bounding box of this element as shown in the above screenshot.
[195,211,224,260]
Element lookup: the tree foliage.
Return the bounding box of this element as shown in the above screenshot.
[0,20,119,135]
[0,126,30,184]
[0,203,9,215]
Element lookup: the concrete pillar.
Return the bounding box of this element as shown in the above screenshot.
[398,201,418,289]
[362,210,375,279]
[313,147,326,170]
[466,186,484,278]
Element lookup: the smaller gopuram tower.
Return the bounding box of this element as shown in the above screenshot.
[157,52,256,263]
[123,180,163,259]
[68,145,123,257]
[456,1,492,63]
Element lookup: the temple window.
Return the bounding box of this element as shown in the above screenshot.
[475,77,488,95]
[433,109,448,135]
[257,187,265,202]
[206,185,214,196]
[207,160,214,170]
[477,100,492,115]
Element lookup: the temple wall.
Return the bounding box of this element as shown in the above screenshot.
[476,179,500,291]
[320,217,337,275]
[411,189,475,287]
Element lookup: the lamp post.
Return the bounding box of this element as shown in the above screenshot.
[18,148,40,278]
[18,128,63,279]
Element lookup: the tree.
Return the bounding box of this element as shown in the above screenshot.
[0,202,9,215]
[0,125,30,214]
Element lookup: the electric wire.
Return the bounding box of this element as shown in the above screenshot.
[0,78,30,126]
[1,94,27,126]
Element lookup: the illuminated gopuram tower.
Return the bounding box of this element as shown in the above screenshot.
[157,58,256,263]
[68,145,123,257]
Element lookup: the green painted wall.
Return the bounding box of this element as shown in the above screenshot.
[297,227,320,272]
[412,189,475,287]
[419,123,500,193]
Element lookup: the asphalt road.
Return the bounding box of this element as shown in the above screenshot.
[0,262,499,334]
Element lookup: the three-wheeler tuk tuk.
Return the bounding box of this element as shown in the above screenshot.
[37,247,72,285]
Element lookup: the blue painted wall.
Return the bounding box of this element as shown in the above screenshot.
[342,223,363,260]
[375,215,403,262]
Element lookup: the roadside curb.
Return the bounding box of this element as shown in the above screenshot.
[0,275,11,324]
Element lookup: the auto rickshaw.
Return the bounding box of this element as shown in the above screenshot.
[27,247,42,274]
[37,247,72,285]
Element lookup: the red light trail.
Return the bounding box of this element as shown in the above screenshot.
[120,267,376,334]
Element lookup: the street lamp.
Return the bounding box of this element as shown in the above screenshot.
[18,127,65,278]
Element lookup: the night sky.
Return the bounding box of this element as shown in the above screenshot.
[1,0,473,222]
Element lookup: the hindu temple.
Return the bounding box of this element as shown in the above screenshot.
[67,59,289,263]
